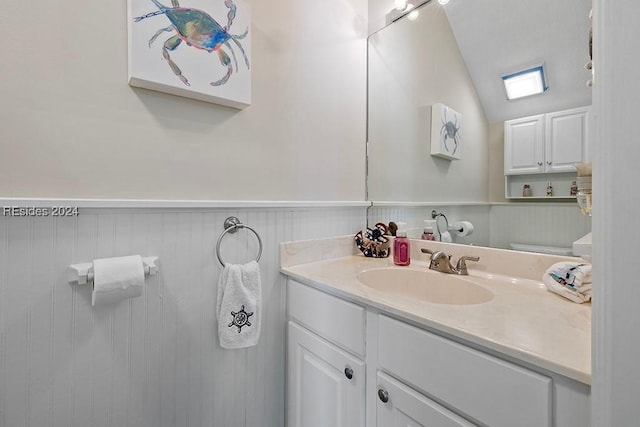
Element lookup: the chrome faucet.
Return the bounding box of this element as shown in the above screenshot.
[455,256,480,276]
[421,249,456,273]
[421,249,479,276]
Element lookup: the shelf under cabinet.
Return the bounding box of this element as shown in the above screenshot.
[507,196,577,201]
[505,172,578,200]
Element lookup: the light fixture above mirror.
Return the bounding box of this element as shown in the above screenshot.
[390,0,450,24]
[394,0,408,10]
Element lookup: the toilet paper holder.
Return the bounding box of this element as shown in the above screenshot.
[69,256,159,285]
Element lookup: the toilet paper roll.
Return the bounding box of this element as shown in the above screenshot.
[453,221,474,237]
[92,255,145,306]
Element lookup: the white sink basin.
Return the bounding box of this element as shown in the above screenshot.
[357,267,494,305]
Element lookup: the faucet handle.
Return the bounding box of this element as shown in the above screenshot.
[421,248,434,256]
[455,256,480,275]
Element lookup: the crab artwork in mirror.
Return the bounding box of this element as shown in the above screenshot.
[430,103,462,160]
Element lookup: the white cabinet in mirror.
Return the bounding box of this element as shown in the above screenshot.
[504,106,590,199]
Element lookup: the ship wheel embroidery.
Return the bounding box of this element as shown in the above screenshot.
[228,305,253,333]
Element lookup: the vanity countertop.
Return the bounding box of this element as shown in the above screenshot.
[280,240,591,385]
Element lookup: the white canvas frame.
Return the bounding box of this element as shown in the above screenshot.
[430,103,462,160]
[128,0,251,108]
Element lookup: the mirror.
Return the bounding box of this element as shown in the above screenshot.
[367,0,592,252]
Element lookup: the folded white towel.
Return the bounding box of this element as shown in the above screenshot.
[216,261,262,349]
[543,262,592,304]
[439,231,453,243]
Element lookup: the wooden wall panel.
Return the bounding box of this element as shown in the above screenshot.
[0,206,365,427]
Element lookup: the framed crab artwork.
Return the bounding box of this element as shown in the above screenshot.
[128,0,251,109]
[430,103,462,160]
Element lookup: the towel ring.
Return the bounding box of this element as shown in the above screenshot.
[216,216,263,266]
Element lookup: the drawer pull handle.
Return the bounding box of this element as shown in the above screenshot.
[344,367,354,380]
[378,388,389,403]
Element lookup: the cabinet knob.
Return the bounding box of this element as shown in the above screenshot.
[344,367,354,380]
[378,388,389,403]
[537,161,543,166]
[547,161,552,165]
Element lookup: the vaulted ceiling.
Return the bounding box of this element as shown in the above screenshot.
[444,0,593,123]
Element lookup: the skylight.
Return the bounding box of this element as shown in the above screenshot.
[501,65,548,100]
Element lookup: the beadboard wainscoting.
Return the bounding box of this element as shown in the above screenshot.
[368,204,492,246]
[0,204,366,427]
[490,204,592,250]
[369,203,591,251]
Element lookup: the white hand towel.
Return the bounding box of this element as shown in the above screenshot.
[216,261,262,349]
[439,231,453,243]
[543,262,592,304]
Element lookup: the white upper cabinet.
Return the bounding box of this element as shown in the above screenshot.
[505,106,590,175]
[545,107,590,172]
[504,114,545,174]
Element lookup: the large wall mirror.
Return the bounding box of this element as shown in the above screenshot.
[367,0,593,253]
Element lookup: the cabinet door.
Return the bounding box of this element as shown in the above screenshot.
[545,107,590,172]
[504,115,545,175]
[376,372,475,427]
[287,321,365,427]
[377,315,551,427]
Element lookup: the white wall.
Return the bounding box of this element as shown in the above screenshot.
[0,206,367,427]
[367,2,489,203]
[488,122,507,203]
[592,0,640,425]
[0,0,367,201]
[368,0,391,34]
[0,0,370,425]
[444,0,593,124]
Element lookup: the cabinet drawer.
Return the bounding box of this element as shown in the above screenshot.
[377,372,475,427]
[378,315,551,427]
[288,279,365,356]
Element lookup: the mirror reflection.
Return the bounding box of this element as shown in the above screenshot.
[367,0,592,254]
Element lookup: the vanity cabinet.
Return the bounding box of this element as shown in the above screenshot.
[287,322,365,427]
[286,279,590,427]
[287,279,366,427]
[377,315,551,427]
